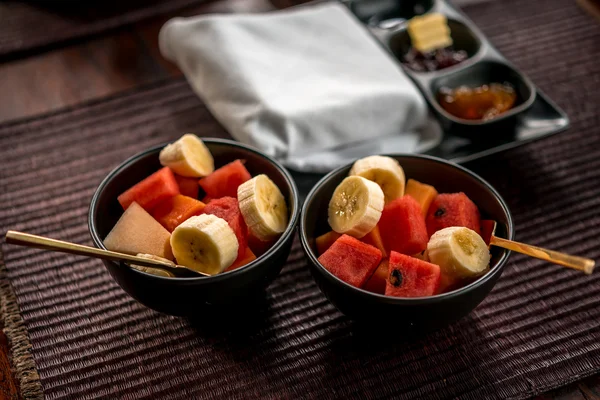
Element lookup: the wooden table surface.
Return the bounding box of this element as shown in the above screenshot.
[0,0,599,398]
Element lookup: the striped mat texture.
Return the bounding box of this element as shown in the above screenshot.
[1,0,600,398]
[0,0,206,58]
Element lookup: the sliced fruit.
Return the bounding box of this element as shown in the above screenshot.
[316,231,342,256]
[159,134,214,177]
[480,219,497,247]
[225,247,257,272]
[385,251,441,297]
[175,175,199,198]
[427,226,490,292]
[238,174,288,241]
[117,167,180,211]
[364,258,389,294]
[104,202,173,260]
[318,234,382,288]
[170,214,238,275]
[203,197,248,260]
[378,195,428,256]
[413,250,429,261]
[405,179,438,217]
[202,195,214,204]
[247,232,276,257]
[199,159,252,199]
[328,176,384,239]
[151,195,206,232]
[131,254,176,277]
[361,225,387,257]
[426,192,481,237]
[349,155,405,204]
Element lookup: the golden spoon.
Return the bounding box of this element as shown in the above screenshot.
[5,230,209,278]
[480,221,595,275]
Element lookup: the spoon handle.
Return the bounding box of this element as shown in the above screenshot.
[490,235,595,274]
[5,230,176,272]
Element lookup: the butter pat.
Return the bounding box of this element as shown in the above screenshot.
[408,13,452,53]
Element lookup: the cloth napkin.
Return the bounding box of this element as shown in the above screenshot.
[159,2,431,173]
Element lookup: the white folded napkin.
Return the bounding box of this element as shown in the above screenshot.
[159,2,432,173]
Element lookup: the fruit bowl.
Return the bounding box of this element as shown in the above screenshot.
[89,138,300,316]
[299,154,514,331]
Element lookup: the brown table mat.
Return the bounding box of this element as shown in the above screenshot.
[0,0,207,58]
[1,0,600,398]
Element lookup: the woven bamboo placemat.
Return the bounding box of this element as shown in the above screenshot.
[1,0,599,398]
[0,0,207,58]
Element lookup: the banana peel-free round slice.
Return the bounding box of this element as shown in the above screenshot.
[238,174,288,242]
[170,214,238,275]
[328,175,384,239]
[159,133,214,178]
[349,155,405,204]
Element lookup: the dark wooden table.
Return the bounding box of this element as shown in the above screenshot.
[0,0,599,398]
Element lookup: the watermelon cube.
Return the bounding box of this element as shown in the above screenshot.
[151,195,206,232]
[426,193,481,237]
[117,167,180,211]
[378,196,428,256]
[385,252,440,298]
[174,175,199,199]
[318,234,382,288]
[315,231,342,255]
[203,197,248,259]
[364,258,389,294]
[247,232,276,257]
[199,160,251,199]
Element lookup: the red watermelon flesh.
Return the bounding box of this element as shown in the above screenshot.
[426,193,481,237]
[318,234,382,288]
[117,167,180,211]
[385,252,440,298]
[174,175,199,199]
[378,196,428,256]
[198,160,251,199]
[202,197,248,260]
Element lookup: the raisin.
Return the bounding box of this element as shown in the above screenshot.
[434,208,446,217]
[389,269,403,287]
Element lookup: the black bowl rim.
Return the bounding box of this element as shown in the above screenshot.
[89,138,300,281]
[299,153,514,304]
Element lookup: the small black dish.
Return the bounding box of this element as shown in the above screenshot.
[345,0,434,28]
[388,19,482,72]
[300,154,514,332]
[89,138,300,316]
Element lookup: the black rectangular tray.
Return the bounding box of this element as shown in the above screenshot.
[343,0,570,163]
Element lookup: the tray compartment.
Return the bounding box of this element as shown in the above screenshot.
[346,0,434,27]
[388,19,481,73]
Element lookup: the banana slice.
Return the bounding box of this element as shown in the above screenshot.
[349,155,405,204]
[170,214,238,275]
[131,254,176,277]
[238,174,288,241]
[328,176,384,238]
[159,134,214,177]
[427,226,490,280]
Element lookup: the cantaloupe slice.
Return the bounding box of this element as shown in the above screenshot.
[315,231,342,255]
[151,195,206,232]
[364,258,389,294]
[405,179,438,218]
[361,225,387,257]
[104,202,174,260]
[225,247,257,272]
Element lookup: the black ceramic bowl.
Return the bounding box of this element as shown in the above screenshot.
[300,154,514,331]
[89,138,300,316]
